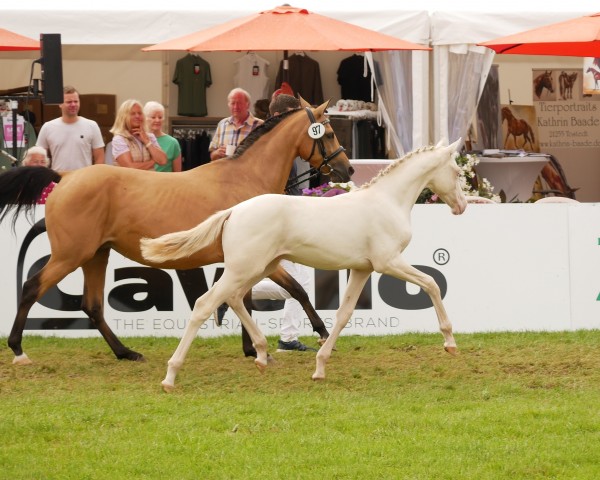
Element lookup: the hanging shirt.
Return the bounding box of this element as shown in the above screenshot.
[337,54,372,102]
[233,53,271,103]
[173,53,212,117]
[275,54,323,105]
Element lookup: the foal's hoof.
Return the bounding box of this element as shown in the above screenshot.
[444,346,458,356]
[161,381,176,393]
[118,350,146,362]
[12,353,33,366]
[255,359,268,373]
[311,372,325,381]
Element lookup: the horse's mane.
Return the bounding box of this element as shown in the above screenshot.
[359,145,437,190]
[232,107,302,158]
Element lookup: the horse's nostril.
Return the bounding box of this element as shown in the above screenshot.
[349,166,355,176]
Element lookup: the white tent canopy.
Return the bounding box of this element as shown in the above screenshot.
[2,4,598,174]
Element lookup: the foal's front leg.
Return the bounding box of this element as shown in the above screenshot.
[382,256,457,354]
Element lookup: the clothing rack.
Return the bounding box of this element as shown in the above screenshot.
[169,117,220,170]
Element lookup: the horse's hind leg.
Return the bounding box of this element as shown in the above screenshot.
[382,256,457,354]
[313,269,371,381]
[241,289,257,357]
[229,292,269,372]
[81,248,144,361]
[269,264,329,344]
[162,274,249,392]
[8,257,77,365]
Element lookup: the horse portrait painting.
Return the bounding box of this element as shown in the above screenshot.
[586,67,600,90]
[0,98,354,366]
[501,106,538,151]
[140,139,467,392]
[533,70,554,100]
[559,71,578,100]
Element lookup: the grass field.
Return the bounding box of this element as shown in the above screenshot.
[1,331,600,479]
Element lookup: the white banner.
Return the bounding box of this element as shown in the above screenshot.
[0,204,598,339]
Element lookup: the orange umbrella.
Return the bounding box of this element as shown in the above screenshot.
[143,5,429,53]
[0,27,40,51]
[478,12,600,57]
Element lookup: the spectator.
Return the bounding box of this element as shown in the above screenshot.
[36,85,105,170]
[21,146,55,203]
[209,88,263,161]
[253,94,316,352]
[218,93,316,352]
[110,99,167,170]
[21,146,49,167]
[143,101,182,172]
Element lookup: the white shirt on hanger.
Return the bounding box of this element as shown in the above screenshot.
[233,52,270,103]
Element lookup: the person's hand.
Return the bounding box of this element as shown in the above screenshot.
[215,145,227,159]
[131,127,149,145]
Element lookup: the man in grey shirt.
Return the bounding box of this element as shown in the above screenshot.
[36,85,105,170]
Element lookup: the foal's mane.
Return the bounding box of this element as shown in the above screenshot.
[359,145,436,190]
[232,108,302,158]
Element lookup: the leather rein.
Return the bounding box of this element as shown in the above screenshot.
[284,107,346,194]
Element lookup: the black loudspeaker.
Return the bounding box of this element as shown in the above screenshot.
[40,33,64,104]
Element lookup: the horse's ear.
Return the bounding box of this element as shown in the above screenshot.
[299,96,310,108]
[313,99,331,117]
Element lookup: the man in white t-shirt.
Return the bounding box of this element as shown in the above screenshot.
[36,85,105,171]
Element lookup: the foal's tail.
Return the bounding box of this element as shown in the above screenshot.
[0,167,62,230]
[140,208,233,263]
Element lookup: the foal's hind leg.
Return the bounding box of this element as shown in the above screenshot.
[382,256,457,354]
[313,269,371,381]
[81,249,144,361]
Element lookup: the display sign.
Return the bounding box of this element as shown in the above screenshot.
[0,204,598,339]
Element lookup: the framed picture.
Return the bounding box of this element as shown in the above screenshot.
[500,104,540,152]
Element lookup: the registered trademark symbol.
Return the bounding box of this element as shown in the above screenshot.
[433,248,450,265]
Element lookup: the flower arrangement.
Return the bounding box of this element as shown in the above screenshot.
[417,153,500,204]
[302,181,357,197]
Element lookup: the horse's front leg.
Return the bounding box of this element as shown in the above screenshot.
[313,269,371,381]
[381,255,457,354]
[81,249,145,361]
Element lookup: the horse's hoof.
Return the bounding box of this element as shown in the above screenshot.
[12,353,33,366]
[255,359,268,373]
[118,351,146,362]
[444,346,458,356]
[318,337,327,346]
[311,373,325,381]
[161,381,176,393]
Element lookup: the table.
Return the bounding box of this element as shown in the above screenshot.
[475,156,550,202]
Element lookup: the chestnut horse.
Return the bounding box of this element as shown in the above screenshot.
[501,107,535,150]
[0,99,353,366]
[140,139,467,391]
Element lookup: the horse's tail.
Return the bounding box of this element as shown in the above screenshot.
[140,208,233,263]
[0,167,62,231]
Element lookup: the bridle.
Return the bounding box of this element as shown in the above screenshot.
[285,107,346,194]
